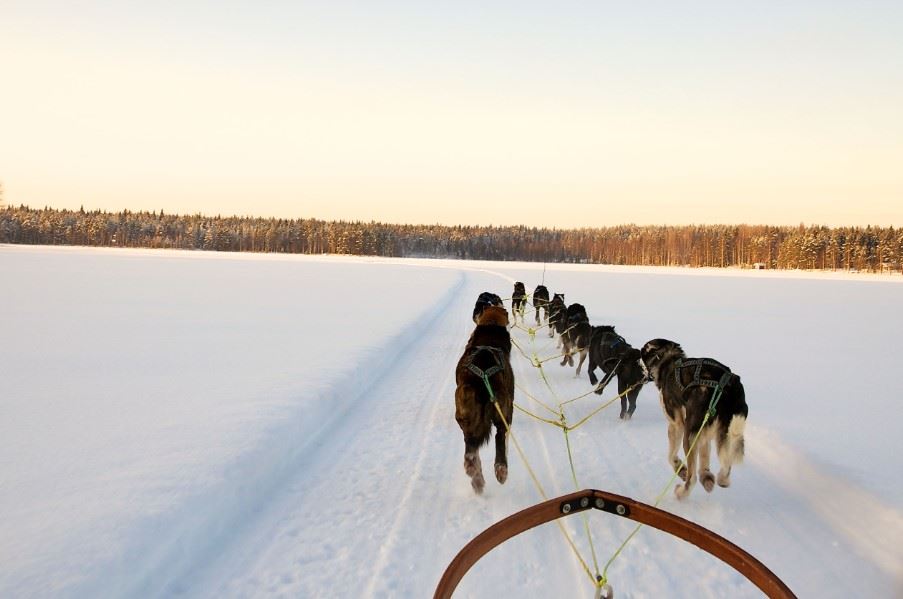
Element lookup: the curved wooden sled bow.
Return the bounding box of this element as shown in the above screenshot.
[434,489,796,599]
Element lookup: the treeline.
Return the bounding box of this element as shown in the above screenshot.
[2,205,901,272]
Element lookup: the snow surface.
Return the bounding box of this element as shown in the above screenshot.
[1,245,902,598]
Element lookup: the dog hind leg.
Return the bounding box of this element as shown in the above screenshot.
[698,428,716,492]
[575,348,587,376]
[463,436,486,494]
[716,414,746,487]
[560,338,570,366]
[626,386,640,419]
[493,426,508,484]
[661,397,687,478]
[666,418,687,480]
[675,428,699,500]
[457,384,489,494]
[587,353,598,386]
[618,377,628,419]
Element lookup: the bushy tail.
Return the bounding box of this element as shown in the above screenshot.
[727,415,746,464]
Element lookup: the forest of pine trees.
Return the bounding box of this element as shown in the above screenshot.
[2,205,901,272]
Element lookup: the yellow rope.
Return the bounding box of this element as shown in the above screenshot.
[514,381,559,417]
[483,319,606,587]
[564,426,602,578]
[553,519,599,587]
[536,352,569,366]
[509,337,536,363]
[560,385,604,407]
[566,395,622,432]
[516,384,642,432]
[476,305,647,592]
[528,344,604,583]
[566,382,643,432]
[599,410,714,584]
[510,336,568,368]
[535,358,565,405]
[490,396,597,586]
[490,400,547,499]
[513,402,565,428]
[503,299,717,593]
[512,321,550,336]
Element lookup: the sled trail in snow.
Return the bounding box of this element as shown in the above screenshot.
[195,267,901,598]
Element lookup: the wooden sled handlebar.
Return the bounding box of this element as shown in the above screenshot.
[434,489,796,598]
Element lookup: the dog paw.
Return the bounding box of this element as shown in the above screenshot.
[464,455,479,477]
[471,472,485,494]
[674,484,690,500]
[619,410,626,419]
[701,471,715,492]
[717,472,731,488]
[495,463,508,484]
[676,465,688,481]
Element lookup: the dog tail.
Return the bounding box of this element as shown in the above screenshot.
[726,414,746,464]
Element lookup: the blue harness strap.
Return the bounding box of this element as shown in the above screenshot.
[600,335,627,370]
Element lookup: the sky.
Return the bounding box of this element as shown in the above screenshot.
[2,1,902,228]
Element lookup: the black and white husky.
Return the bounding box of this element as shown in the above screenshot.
[640,339,748,500]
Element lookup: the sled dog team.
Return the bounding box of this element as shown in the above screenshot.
[456,282,748,500]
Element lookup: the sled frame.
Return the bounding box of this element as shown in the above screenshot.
[434,489,796,598]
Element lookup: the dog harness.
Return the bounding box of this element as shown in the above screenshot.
[465,345,508,402]
[593,334,634,394]
[601,334,627,369]
[465,346,507,380]
[674,358,734,392]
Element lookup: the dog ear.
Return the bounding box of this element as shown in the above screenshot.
[641,339,659,358]
[643,339,681,360]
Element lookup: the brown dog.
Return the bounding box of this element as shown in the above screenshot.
[454,305,514,494]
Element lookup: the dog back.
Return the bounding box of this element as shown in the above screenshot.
[456,308,514,442]
[660,352,747,425]
[533,285,549,306]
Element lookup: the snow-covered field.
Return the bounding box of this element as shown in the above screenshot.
[2,245,902,598]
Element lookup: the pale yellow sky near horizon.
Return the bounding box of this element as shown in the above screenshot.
[2,2,902,227]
